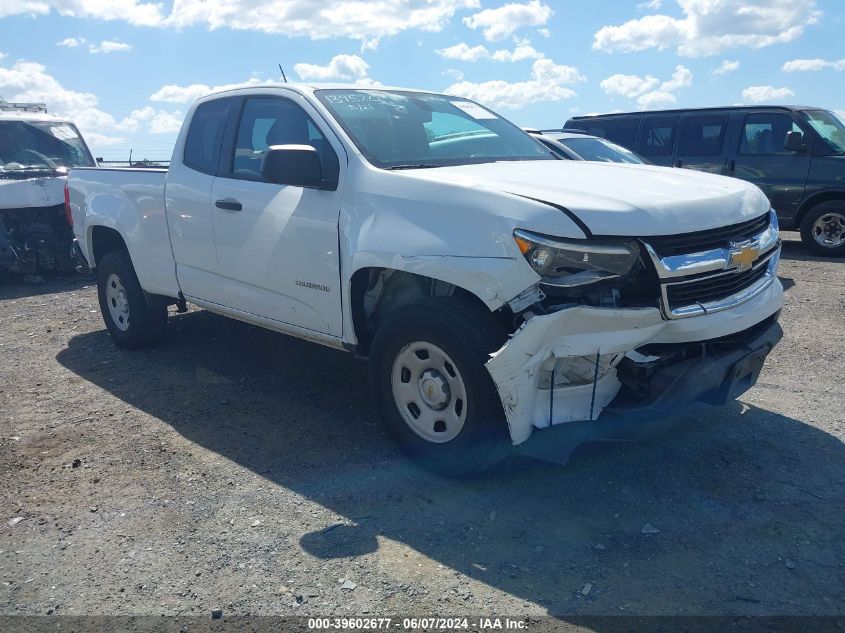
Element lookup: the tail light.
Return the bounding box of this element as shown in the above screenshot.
[64,181,73,227]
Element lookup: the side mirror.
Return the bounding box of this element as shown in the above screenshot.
[784,130,806,152]
[261,145,324,188]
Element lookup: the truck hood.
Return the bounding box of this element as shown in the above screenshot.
[0,175,65,210]
[400,160,769,236]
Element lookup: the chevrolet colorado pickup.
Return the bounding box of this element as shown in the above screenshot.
[67,85,784,475]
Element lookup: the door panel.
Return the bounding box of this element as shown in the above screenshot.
[165,98,233,302]
[210,95,344,337]
[675,114,729,174]
[731,112,811,220]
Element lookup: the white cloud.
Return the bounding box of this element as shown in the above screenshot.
[637,0,662,9]
[294,54,370,81]
[445,57,584,109]
[637,91,677,108]
[0,0,480,46]
[57,37,132,55]
[463,0,552,42]
[713,60,740,76]
[149,78,265,103]
[0,56,179,148]
[601,64,691,108]
[437,43,490,62]
[57,37,85,47]
[491,42,543,62]
[600,73,660,98]
[119,106,184,134]
[660,64,692,91]
[594,0,820,58]
[442,68,464,81]
[742,85,795,103]
[782,58,845,72]
[0,0,166,26]
[436,40,543,62]
[88,40,132,54]
[167,0,480,46]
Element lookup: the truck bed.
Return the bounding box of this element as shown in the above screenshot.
[68,167,178,297]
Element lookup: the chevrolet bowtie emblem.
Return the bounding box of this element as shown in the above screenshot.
[729,243,759,271]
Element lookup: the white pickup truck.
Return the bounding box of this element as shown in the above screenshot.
[67,84,784,475]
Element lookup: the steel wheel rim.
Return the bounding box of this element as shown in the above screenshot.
[812,212,845,248]
[391,341,468,444]
[105,273,130,331]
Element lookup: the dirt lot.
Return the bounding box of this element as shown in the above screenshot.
[1,232,843,622]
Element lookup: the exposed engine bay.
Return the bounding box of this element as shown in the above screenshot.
[0,203,76,274]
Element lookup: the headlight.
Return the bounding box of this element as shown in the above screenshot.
[513,229,640,287]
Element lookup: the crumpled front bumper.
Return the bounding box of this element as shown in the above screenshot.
[485,275,784,453]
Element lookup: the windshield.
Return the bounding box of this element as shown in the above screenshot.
[803,110,845,154]
[0,120,95,175]
[315,89,553,169]
[557,136,645,164]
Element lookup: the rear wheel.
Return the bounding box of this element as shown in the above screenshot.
[800,201,845,257]
[96,250,167,349]
[369,297,511,477]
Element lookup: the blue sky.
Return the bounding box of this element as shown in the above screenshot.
[0,0,842,157]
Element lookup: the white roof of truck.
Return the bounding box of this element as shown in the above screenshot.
[204,82,433,100]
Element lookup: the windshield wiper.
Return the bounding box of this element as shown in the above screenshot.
[385,163,441,170]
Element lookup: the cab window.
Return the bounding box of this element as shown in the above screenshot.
[183,99,231,175]
[739,113,802,155]
[229,97,337,182]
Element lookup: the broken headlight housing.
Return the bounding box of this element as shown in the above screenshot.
[513,229,641,287]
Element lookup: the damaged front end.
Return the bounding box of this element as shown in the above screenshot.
[486,211,784,463]
[0,178,76,275]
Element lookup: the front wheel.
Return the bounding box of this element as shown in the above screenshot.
[799,201,845,257]
[96,250,167,349]
[369,297,512,477]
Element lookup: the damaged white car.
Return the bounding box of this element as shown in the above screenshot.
[67,86,783,475]
[0,101,95,274]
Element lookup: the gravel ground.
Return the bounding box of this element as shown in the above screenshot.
[1,232,843,621]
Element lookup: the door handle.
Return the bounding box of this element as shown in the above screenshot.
[215,198,242,212]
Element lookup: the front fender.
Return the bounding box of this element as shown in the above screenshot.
[348,251,537,311]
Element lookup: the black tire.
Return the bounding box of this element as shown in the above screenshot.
[369,296,511,477]
[96,250,167,349]
[799,201,845,257]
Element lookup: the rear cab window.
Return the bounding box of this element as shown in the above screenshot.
[183,99,232,175]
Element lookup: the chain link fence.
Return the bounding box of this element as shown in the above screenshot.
[94,149,173,168]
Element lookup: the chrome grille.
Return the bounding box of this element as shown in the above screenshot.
[645,213,771,257]
[642,210,780,319]
[665,262,769,310]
